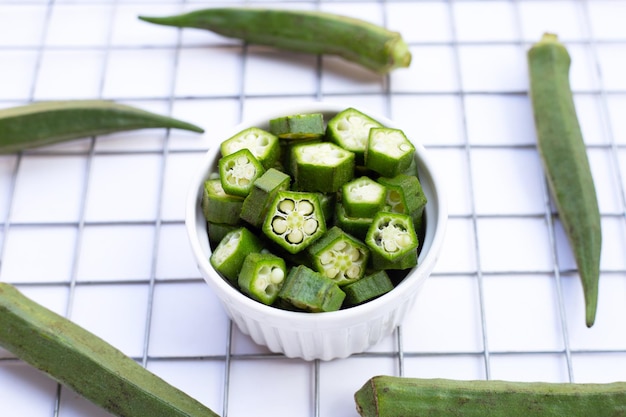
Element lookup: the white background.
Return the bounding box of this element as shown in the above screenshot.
[1,1,626,416]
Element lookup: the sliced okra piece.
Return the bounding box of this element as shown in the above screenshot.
[343,270,394,306]
[316,192,336,225]
[218,148,265,197]
[307,226,370,286]
[207,221,239,247]
[291,141,354,193]
[326,107,383,165]
[202,178,244,225]
[210,227,263,283]
[342,176,387,218]
[240,168,291,228]
[334,202,372,241]
[262,191,326,254]
[365,212,419,270]
[278,265,346,312]
[238,252,287,305]
[269,113,325,140]
[377,174,427,231]
[365,127,415,177]
[220,127,280,169]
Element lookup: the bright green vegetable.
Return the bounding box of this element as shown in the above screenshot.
[334,202,373,241]
[291,141,355,193]
[262,191,326,254]
[0,282,219,417]
[240,168,291,228]
[354,375,626,417]
[342,176,387,218]
[206,221,238,247]
[378,174,427,232]
[238,252,287,305]
[326,107,383,165]
[270,113,325,140]
[0,100,203,153]
[365,212,419,270]
[138,8,412,74]
[343,271,393,306]
[210,227,263,283]
[277,265,346,312]
[307,226,370,286]
[218,148,265,197]
[220,127,280,169]
[202,178,244,225]
[365,127,415,177]
[528,33,602,327]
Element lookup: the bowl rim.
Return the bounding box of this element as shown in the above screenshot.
[185,101,448,327]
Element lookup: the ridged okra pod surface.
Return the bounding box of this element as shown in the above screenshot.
[139,8,411,74]
[355,375,626,417]
[527,33,602,327]
[0,282,219,417]
[0,100,204,153]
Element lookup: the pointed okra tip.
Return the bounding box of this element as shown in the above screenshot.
[137,14,185,27]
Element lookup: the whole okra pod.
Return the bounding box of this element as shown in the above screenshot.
[527,33,602,327]
[355,375,626,417]
[0,283,219,417]
[138,8,412,74]
[0,100,204,153]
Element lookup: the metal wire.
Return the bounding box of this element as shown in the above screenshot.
[1,1,626,416]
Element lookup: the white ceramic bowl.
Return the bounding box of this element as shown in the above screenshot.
[185,102,447,361]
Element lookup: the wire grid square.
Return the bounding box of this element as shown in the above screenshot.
[1,1,626,417]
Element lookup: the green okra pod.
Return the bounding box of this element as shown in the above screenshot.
[138,8,411,74]
[527,33,602,327]
[0,100,204,153]
[0,282,219,417]
[355,375,626,417]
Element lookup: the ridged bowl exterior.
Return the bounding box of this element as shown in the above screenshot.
[186,102,447,361]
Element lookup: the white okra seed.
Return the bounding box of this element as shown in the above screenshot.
[298,200,314,215]
[303,219,318,235]
[272,217,288,234]
[287,230,303,244]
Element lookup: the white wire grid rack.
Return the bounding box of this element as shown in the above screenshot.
[1,0,626,416]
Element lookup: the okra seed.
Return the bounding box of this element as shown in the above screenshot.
[297,200,314,215]
[270,268,284,284]
[347,265,361,279]
[320,253,333,265]
[303,219,318,235]
[399,143,412,152]
[287,230,304,243]
[278,199,295,213]
[327,268,339,278]
[333,241,347,251]
[272,217,288,234]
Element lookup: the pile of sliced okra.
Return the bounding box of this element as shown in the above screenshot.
[202,108,427,312]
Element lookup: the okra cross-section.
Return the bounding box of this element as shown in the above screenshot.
[238,252,287,305]
[291,141,354,193]
[307,226,370,286]
[262,191,326,254]
[210,227,264,283]
[378,174,427,232]
[365,212,419,270]
[342,176,387,218]
[326,107,383,165]
[218,148,265,197]
[220,127,280,169]
[365,127,415,177]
